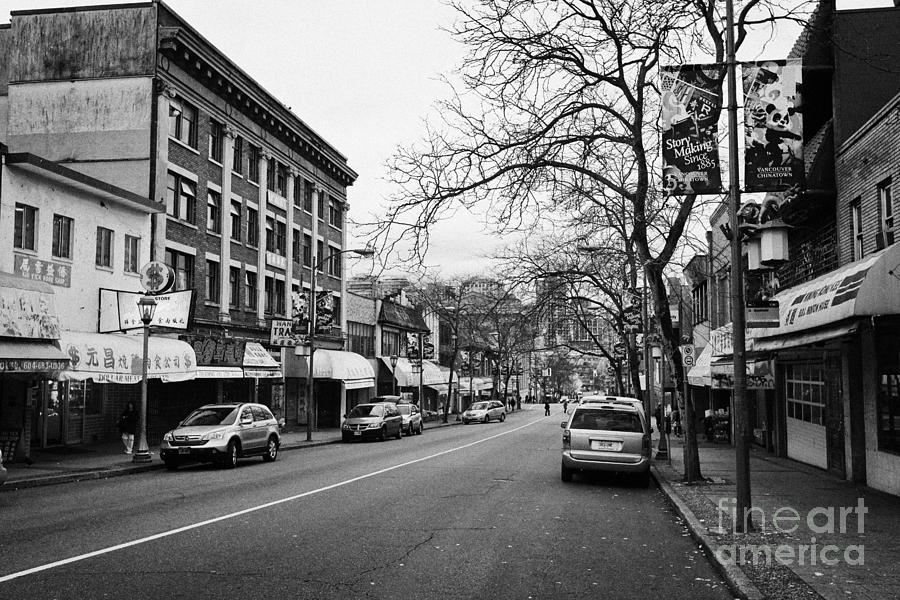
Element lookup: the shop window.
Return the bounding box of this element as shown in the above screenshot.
[877,334,900,453]
[784,363,825,426]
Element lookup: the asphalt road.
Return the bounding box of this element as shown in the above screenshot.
[0,406,732,599]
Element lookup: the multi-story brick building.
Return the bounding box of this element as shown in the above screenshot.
[0,1,361,441]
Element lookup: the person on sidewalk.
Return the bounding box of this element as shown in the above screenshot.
[563,398,569,414]
[544,400,551,416]
[672,406,682,437]
[118,402,138,454]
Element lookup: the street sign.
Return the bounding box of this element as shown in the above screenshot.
[680,344,696,367]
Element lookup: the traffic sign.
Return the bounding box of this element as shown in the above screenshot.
[680,344,696,367]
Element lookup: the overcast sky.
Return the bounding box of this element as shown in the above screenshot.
[3,0,894,278]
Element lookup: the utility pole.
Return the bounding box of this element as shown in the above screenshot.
[726,0,752,533]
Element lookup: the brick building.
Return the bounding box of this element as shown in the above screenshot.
[0,1,361,442]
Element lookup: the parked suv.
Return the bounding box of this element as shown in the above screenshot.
[342,402,403,442]
[160,403,282,470]
[560,402,652,486]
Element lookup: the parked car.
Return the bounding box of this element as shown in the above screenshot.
[159,403,282,470]
[342,402,404,442]
[398,403,423,436]
[462,400,506,424]
[0,449,7,486]
[560,402,652,486]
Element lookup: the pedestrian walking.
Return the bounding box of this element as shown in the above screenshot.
[673,406,682,437]
[654,404,663,432]
[563,398,569,414]
[516,394,522,411]
[118,402,138,454]
[544,400,551,416]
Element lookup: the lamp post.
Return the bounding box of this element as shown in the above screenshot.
[305,247,374,441]
[133,294,157,463]
[389,354,399,396]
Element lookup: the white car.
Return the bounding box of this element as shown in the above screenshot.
[462,400,506,424]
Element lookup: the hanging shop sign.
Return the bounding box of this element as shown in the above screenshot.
[98,288,193,332]
[0,272,60,339]
[315,290,334,334]
[742,59,804,192]
[746,300,780,328]
[139,261,175,294]
[14,253,71,288]
[660,63,726,197]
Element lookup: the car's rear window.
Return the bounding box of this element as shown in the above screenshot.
[570,409,643,432]
[398,405,413,415]
[182,407,239,426]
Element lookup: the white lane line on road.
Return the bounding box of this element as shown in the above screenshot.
[1,417,547,584]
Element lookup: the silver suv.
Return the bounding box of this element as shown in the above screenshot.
[160,403,282,470]
[560,402,652,486]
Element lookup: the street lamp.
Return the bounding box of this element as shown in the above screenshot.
[305,246,375,441]
[133,294,157,463]
[389,354,399,396]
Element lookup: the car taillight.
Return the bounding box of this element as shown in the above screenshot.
[562,430,571,449]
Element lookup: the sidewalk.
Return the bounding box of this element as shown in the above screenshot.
[1,417,464,491]
[651,435,900,600]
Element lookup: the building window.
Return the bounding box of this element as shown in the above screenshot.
[265,217,275,252]
[206,260,220,303]
[317,240,325,272]
[691,281,708,324]
[246,271,258,310]
[276,221,286,255]
[328,246,341,277]
[303,234,312,266]
[207,190,222,234]
[329,198,342,228]
[209,119,224,163]
[229,266,240,309]
[231,200,242,241]
[347,321,375,357]
[124,235,140,273]
[95,227,113,268]
[317,191,325,220]
[166,172,196,224]
[247,207,259,246]
[248,144,260,183]
[275,279,285,315]
[784,363,825,426]
[165,249,194,290]
[169,97,198,148]
[293,177,303,208]
[851,198,863,261]
[878,178,894,247]
[276,164,288,197]
[232,135,243,174]
[266,158,276,192]
[52,214,73,259]
[264,276,275,314]
[14,203,37,251]
[381,330,401,357]
[304,181,314,212]
[292,229,301,262]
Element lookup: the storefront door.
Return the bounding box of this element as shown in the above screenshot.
[824,355,846,478]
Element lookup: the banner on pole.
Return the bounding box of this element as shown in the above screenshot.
[660,64,726,197]
[742,59,804,192]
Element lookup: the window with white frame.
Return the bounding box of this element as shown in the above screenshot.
[784,363,826,426]
[230,200,242,241]
[207,190,222,234]
[124,235,140,273]
[329,198,342,228]
[169,97,198,148]
[328,246,341,277]
[166,172,196,224]
[52,214,73,259]
[14,203,38,251]
[165,248,194,290]
[851,197,863,260]
[95,227,113,268]
[878,178,893,247]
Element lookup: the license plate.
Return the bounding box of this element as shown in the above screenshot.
[178,447,191,454]
[591,440,616,450]
[354,430,362,436]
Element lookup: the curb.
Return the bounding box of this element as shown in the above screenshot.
[651,464,765,600]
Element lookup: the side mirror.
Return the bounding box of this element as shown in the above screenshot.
[277,418,286,429]
[560,421,568,428]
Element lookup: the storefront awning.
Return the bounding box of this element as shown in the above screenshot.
[753,244,900,344]
[687,344,713,387]
[458,376,493,393]
[242,342,281,378]
[57,331,197,383]
[378,356,445,387]
[0,340,70,374]
[286,349,374,388]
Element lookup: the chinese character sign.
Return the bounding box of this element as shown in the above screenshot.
[660,64,726,197]
[14,254,71,288]
[743,59,803,192]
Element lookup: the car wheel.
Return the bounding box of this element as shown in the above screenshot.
[395,424,402,439]
[499,413,506,422]
[163,458,179,471]
[417,422,423,435]
[483,415,490,424]
[561,463,573,482]
[222,440,239,468]
[463,419,469,424]
[262,436,278,462]
[378,426,386,441]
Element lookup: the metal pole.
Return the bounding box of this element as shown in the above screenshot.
[418,332,424,407]
[133,313,152,463]
[306,255,317,442]
[642,267,653,421]
[726,0,752,532]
